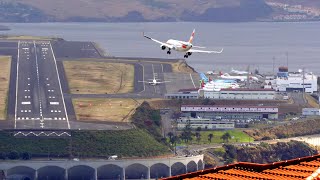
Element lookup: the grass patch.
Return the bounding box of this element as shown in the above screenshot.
[0,129,170,158]
[176,130,253,145]
[63,61,134,94]
[73,98,141,122]
[0,56,11,120]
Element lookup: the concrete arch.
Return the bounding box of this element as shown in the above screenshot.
[187,160,197,173]
[37,166,66,180]
[68,165,95,180]
[198,159,204,170]
[171,162,186,176]
[150,163,170,179]
[97,164,123,180]
[7,166,36,180]
[125,163,148,179]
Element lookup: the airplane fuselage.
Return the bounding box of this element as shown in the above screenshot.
[166,39,192,52]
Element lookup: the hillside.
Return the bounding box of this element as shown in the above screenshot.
[0,0,318,22]
[205,141,317,167]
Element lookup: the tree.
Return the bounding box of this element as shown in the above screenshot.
[167,132,174,140]
[8,151,19,160]
[223,144,237,164]
[195,132,201,144]
[221,132,232,143]
[21,152,31,160]
[208,133,213,143]
[180,120,193,143]
[0,152,6,160]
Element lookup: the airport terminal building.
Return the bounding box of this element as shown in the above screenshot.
[264,67,318,93]
[181,105,279,120]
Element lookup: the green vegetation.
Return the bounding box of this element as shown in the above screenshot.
[0,129,170,159]
[131,102,164,143]
[245,119,320,140]
[175,129,253,146]
[237,141,317,164]
[206,141,317,165]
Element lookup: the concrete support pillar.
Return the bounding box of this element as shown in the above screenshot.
[186,165,188,173]
[148,166,151,180]
[122,167,126,180]
[94,168,98,180]
[203,161,205,170]
[169,166,172,177]
[3,170,7,179]
[35,170,38,180]
[65,169,68,180]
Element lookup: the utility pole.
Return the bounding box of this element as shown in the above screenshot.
[303,67,305,94]
[273,56,275,75]
[286,52,289,68]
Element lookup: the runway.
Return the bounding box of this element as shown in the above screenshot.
[15,41,70,129]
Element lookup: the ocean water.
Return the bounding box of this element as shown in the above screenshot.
[1,22,320,74]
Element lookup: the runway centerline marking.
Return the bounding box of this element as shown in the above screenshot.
[34,41,44,125]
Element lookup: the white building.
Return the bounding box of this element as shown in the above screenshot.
[177,118,234,130]
[264,70,318,93]
[181,105,279,120]
[165,88,199,99]
[200,88,275,100]
[302,108,320,116]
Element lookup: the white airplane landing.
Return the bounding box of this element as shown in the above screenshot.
[143,29,223,58]
[139,77,170,86]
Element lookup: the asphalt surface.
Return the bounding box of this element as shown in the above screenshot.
[165,73,199,93]
[15,41,70,129]
[290,92,307,106]
[52,40,102,59]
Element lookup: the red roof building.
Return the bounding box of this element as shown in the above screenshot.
[162,155,320,180]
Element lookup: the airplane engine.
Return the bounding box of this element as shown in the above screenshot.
[161,45,166,50]
[187,52,192,56]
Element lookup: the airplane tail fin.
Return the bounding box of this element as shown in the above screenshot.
[188,29,195,43]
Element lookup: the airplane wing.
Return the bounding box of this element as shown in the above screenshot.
[188,48,223,54]
[143,33,174,49]
[192,45,206,48]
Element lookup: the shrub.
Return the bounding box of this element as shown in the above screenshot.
[8,151,19,160]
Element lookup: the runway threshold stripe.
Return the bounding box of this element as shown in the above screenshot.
[21,101,31,105]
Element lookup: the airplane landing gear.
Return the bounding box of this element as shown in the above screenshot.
[167,48,171,54]
[184,55,188,58]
